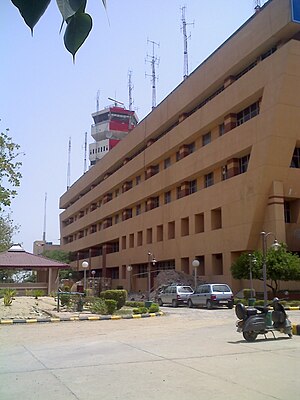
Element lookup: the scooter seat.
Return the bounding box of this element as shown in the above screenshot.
[246,307,258,316]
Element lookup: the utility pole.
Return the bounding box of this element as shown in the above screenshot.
[83,131,87,174]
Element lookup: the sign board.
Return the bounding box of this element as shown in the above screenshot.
[291,0,300,23]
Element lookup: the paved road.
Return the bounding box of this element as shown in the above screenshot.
[1,307,299,400]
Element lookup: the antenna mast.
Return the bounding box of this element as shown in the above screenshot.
[83,132,87,174]
[96,90,100,112]
[128,70,134,111]
[67,137,71,190]
[181,6,194,80]
[146,39,159,110]
[42,192,47,242]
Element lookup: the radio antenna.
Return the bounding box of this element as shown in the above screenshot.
[181,6,194,80]
[128,70,134,111]
[67,137,71,190]
[145,39,160,109]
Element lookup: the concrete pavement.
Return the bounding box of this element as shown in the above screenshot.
[0,307,299,400]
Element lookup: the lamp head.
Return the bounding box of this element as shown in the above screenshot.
[192,259,200,268]
[82,261,89,268]
[271,239,280,251]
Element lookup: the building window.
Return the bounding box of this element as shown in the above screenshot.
[176,186,182,199]
[176,151,180,161]
[284,201,291,223]
[168,221,175,239]
[137,231,143,246]
[147,228,152,244]
[239,155,250,174]
[164,157,171,169]
[110,267,119,280]
[212,253,223,275]
[237,101,259,126]
[211,208,222,230]
[157,225,163,241]
[219,123,225,136]
[204,172,214,188]
[114,214,119,224]
[164,191,171,204]
[202,132,211,146]
[136,175,141,185]
[129,234,134,248]
[290,148,300,168]
[221,165,228,180]
[138,265,147,276]
[152,196,159,209]
[189,179,197,194]
[195,213,204,233]
[136,204,141,215]
[181,217,189,236]
[188,142,196,154]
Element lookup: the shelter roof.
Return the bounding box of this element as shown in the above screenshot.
[0,244,69,270]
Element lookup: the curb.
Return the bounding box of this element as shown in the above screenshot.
[0,311,164,325]
[292,324,300,335]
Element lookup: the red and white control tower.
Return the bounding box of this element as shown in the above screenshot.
[89,99,138,166]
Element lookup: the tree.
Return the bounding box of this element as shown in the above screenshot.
[42,249,74,279]
[231,245,300,296]
[0,127,22,210]
[0,213,20,282]
[11,0,107,60]
[42,249,71,263]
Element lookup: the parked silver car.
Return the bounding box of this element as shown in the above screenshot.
[157,285,194,307]
[187,283,233,309]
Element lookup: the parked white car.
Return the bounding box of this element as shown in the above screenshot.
[187,283,234,309]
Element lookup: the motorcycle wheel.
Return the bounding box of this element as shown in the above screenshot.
[243,331,258,342]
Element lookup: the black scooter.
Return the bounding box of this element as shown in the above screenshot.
[235,297,293,342]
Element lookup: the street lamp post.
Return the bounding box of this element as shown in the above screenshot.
[91,270,96,295]
[82,260,89,291]
[127,265,132,294]
[192,259,200,289]
[248,254,257,299]
[147,252,156,301]
[261,231,280,307]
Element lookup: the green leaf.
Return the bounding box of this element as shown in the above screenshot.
[11,0,51,34]
[56,0,86,21]
[64,12,92,60]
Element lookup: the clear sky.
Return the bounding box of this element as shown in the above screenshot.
[1,0,265,252]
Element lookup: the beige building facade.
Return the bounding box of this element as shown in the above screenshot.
[60,0,300,295]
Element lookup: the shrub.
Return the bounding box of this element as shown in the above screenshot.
[105,299,117,315]
[33,289,45,299]
[0,289,16,306]
[133,306,148,314]
[100,290,127,310]
[125,301,145,308]
[89,298,108,314]
[148,303,159,313]
[60,293,71,307]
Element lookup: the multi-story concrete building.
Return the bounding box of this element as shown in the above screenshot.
[60,0,300,295]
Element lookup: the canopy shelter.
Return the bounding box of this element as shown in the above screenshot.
[0,244,69,295]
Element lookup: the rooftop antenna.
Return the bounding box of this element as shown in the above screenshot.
[254,0,261,12]
[128,70,134,111]
[42,192,47,242]
[67,137,71,190]
[145,39,160,110]
[108,97,124,107]
[96,90,100,112]
[181,5,194,80]
[83,132,87,174]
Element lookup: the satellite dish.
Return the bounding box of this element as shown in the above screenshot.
[106,132,113,139]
